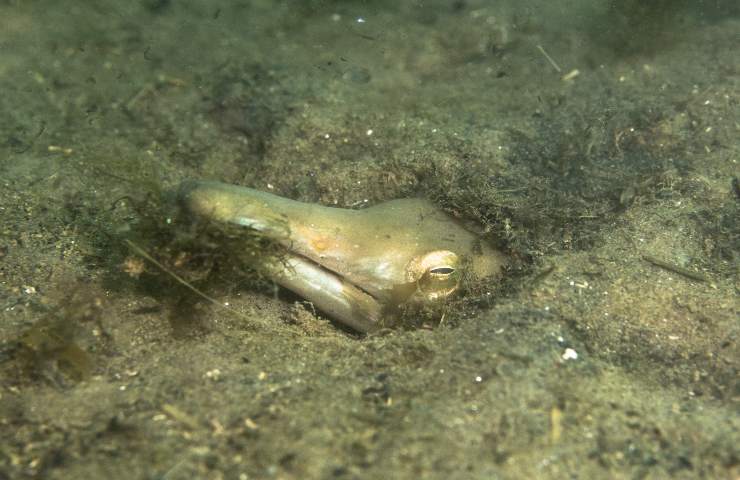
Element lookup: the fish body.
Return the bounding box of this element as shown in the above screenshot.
[180,180,506,332]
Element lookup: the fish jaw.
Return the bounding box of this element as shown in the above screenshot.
[266,254,385,333]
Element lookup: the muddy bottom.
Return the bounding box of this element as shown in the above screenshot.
[0,1,738,479]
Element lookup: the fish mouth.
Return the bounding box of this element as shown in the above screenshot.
[269,251,386,332]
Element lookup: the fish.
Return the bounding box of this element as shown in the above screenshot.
[179,180,507,332]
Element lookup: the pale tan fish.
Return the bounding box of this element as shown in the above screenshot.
[180,180,507,332]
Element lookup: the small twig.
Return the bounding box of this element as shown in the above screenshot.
[161,404,200,430]
[124,239,253,321]
[642,255,708,282]
[530,263,556,286]
[536,45,562,73]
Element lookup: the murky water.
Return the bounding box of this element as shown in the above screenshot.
[1,1,738,478]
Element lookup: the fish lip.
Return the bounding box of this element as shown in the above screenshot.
[274,250,386,333]
[280,236,384,297]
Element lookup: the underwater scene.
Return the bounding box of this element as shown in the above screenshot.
[0,1,738,478]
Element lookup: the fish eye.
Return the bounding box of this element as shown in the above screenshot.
[406,250,460,290]
[402,250,462,302]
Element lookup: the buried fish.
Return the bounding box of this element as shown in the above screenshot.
[180,180,508,332]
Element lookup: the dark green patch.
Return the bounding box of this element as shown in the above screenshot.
[693,195,739,275]
[1,290,107,385]
[112,192,288,335]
